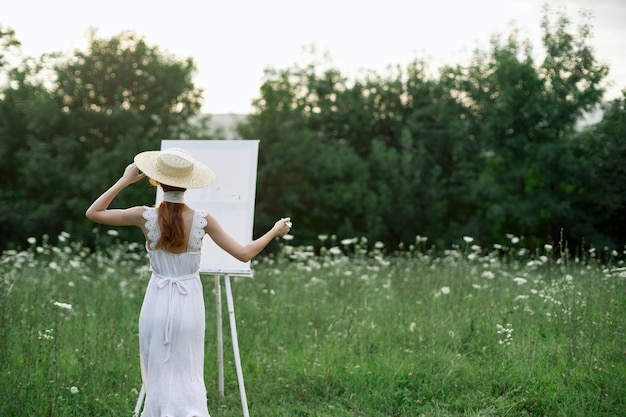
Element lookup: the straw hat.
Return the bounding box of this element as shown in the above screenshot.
[134,147,215,189]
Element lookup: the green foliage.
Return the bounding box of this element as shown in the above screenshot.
[0,30,207,249]
[1,6,623,253]
[241,7,616,252]
[0,24,20,70]
[570,92,626,249]
[442,9,609,251]
[242,58,475,249]
[1,236,624,416]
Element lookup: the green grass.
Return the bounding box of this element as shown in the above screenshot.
[1,233,624,416]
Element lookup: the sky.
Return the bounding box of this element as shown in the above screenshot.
[3,0,625,114]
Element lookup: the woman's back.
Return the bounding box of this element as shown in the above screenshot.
[143,206,207,277]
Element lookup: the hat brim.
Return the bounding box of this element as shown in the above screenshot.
[134,150,215,189]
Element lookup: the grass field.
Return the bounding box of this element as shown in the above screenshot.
[1,233,624,416]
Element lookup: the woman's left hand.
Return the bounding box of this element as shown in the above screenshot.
[273,217,292,237]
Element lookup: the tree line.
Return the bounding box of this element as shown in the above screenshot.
[0,8,624,255]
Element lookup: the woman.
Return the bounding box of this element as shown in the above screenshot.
[86,147,291,417]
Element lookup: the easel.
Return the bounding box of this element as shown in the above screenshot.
[133,273,251,417]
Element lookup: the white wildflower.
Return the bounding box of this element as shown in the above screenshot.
[463,236,474,243]
[53,301,72,310]
[440,286,450,295]
[70,386,79,394]
[107,229,119,237]
[329,247,342,255]
[513,277,527,285]
[37,329,54,340]
[27,237,37,245]
[481,270,495,280]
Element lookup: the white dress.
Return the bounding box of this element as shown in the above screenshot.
[138,207,210,417]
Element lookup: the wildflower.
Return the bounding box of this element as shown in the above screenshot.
[463,236,474,243]
[496,323,513,346]
[565,274,573,282]
[49,261,59,270]
[544,244,553,252]
[409,322,417,332]
[513,277,527,285]
[374,241,385,249]
[70,386,79,394]
[318,234,328,242]
[38,329,54,340]
[281,234,294,241]
[415,235,428,243]
[329,247,342,255]
[440,286,450,295]
[481,270,495,280]
[107,229,120,237]
[27,237,37,245]
[341,238,356,246]
[53,301,72,310]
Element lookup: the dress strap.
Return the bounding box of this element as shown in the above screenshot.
[187,210,207,252]
[142,207,160,250]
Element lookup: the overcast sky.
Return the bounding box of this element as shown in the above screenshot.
[3,0,625,114]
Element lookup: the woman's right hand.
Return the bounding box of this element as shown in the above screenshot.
[121,162,146,185]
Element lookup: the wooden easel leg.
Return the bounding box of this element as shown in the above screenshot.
[215,275,224,398]
[224,274,250,417]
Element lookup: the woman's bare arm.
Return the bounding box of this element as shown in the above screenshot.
[85,163,146,227]
[204,212,291,262]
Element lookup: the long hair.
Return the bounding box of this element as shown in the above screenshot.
[150,179,187,252]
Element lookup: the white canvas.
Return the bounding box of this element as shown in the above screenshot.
[157,139,259,276]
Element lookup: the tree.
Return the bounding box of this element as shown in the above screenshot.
[241,56,473,248]
[571,92,626,250]
[242,7,612,253]
[0,24,20,71]
[0,30,206,249]
[445,8,608,250]
[240,59,372,244]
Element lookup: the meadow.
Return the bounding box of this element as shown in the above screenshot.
[1,232,624,417]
